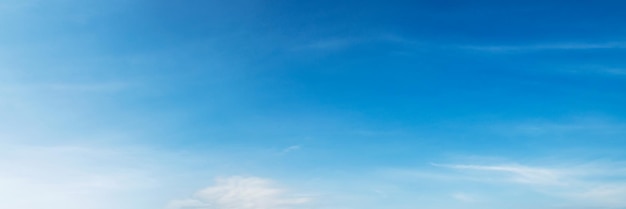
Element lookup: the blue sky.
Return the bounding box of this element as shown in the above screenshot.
[1,0,626,208]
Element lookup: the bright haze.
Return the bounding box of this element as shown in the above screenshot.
[1,0,626,209]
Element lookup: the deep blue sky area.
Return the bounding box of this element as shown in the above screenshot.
[1,1,626,209]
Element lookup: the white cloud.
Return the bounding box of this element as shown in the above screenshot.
[281,145,301,154]
[433,162,626,208]
[572,184,626,207]
[167,176,311,209]
[451,192,480,203]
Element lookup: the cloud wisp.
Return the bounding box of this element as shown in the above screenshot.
[433,163,565,185]
[293,33,626,57]
[167,176,311,209]
[0,144,158,209]
[433,162,626,208]
[460,42,626,52]
[281,145,301,154]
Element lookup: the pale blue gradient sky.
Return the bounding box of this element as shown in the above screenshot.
[1,0,626,208]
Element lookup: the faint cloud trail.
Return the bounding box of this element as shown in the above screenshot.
[167,176,311,209]
[432,163,565,185]
[459,42,626,52]
[429,161,626,208]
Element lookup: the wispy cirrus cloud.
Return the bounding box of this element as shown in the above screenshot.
[291,33,427,52]
[433,163,565,185]
[566,67,626,76]
[481,117,626,137]
[294,33,626,57]
[432,161,626,208]
[460,42,626,52]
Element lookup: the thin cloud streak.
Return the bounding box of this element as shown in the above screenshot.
[293,34,626,54]
[433,163,565,185]
[460,42,626,52]
[430,161,626,208]
[281,145,301,154]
